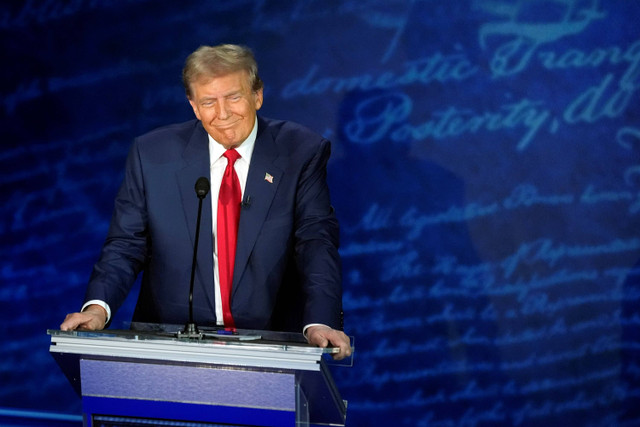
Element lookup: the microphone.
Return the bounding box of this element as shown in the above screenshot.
[179,177,210,338]
[242,195,252,208]
[195,176,210,198]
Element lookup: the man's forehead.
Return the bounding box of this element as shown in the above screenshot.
[194,69,249,86]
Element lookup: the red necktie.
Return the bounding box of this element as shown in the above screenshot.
[217,149,241,327]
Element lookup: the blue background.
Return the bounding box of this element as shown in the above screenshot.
[1,1,640,426]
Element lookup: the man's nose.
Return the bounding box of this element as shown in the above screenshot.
[216,101,231,119]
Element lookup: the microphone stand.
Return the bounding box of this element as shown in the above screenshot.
[178,178,210,339]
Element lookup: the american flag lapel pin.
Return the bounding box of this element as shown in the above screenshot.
[264,172,274,184]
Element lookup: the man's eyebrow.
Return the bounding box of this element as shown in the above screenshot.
[199,90,242,101]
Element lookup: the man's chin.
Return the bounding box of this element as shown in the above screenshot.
[218,133,241,149]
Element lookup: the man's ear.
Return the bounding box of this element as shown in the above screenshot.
[254,88,264,111]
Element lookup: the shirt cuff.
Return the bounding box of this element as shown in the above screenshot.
[82,300,111,324]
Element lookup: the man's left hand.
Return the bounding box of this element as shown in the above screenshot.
[306,325,352,360]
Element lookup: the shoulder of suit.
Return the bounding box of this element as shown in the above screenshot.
[259,116,327,147]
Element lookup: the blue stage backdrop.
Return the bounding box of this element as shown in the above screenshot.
[1,1,639,426]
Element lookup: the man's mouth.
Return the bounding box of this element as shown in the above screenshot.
[214,119,240,130]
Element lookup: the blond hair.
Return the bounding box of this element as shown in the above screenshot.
[182,44,263,98]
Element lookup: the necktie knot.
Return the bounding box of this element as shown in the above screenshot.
[223,148,241,165]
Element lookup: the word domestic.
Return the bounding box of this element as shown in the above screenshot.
[282,51,476,98]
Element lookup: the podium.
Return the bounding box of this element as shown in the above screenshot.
[48,323,349,427]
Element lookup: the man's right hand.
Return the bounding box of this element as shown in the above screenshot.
[60,304,107,331]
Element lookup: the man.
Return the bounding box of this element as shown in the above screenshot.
[61,44,351,360]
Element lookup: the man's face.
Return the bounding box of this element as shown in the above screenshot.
[188,70,263,149]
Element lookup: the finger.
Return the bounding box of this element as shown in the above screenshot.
[60,314,83,331]
[309,329,331,348]
[332,345,350,360]
[330,335,352,360]
[316,334,330,348]
[61,312,94,331]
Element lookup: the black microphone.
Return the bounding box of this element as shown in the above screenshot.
[195,177,210,198]
[241,195,252,208]
[179,177,210,338]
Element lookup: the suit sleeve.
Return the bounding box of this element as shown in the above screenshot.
[83,139,149,317]
[294,138,343,330]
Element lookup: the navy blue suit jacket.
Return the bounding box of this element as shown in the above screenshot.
[85,117,342,331]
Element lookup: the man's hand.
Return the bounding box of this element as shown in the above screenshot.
[306,325,352,361]
[60,304,107,331]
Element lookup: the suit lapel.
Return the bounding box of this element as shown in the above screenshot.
[232,118,283,297]
[176,122,215,314]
